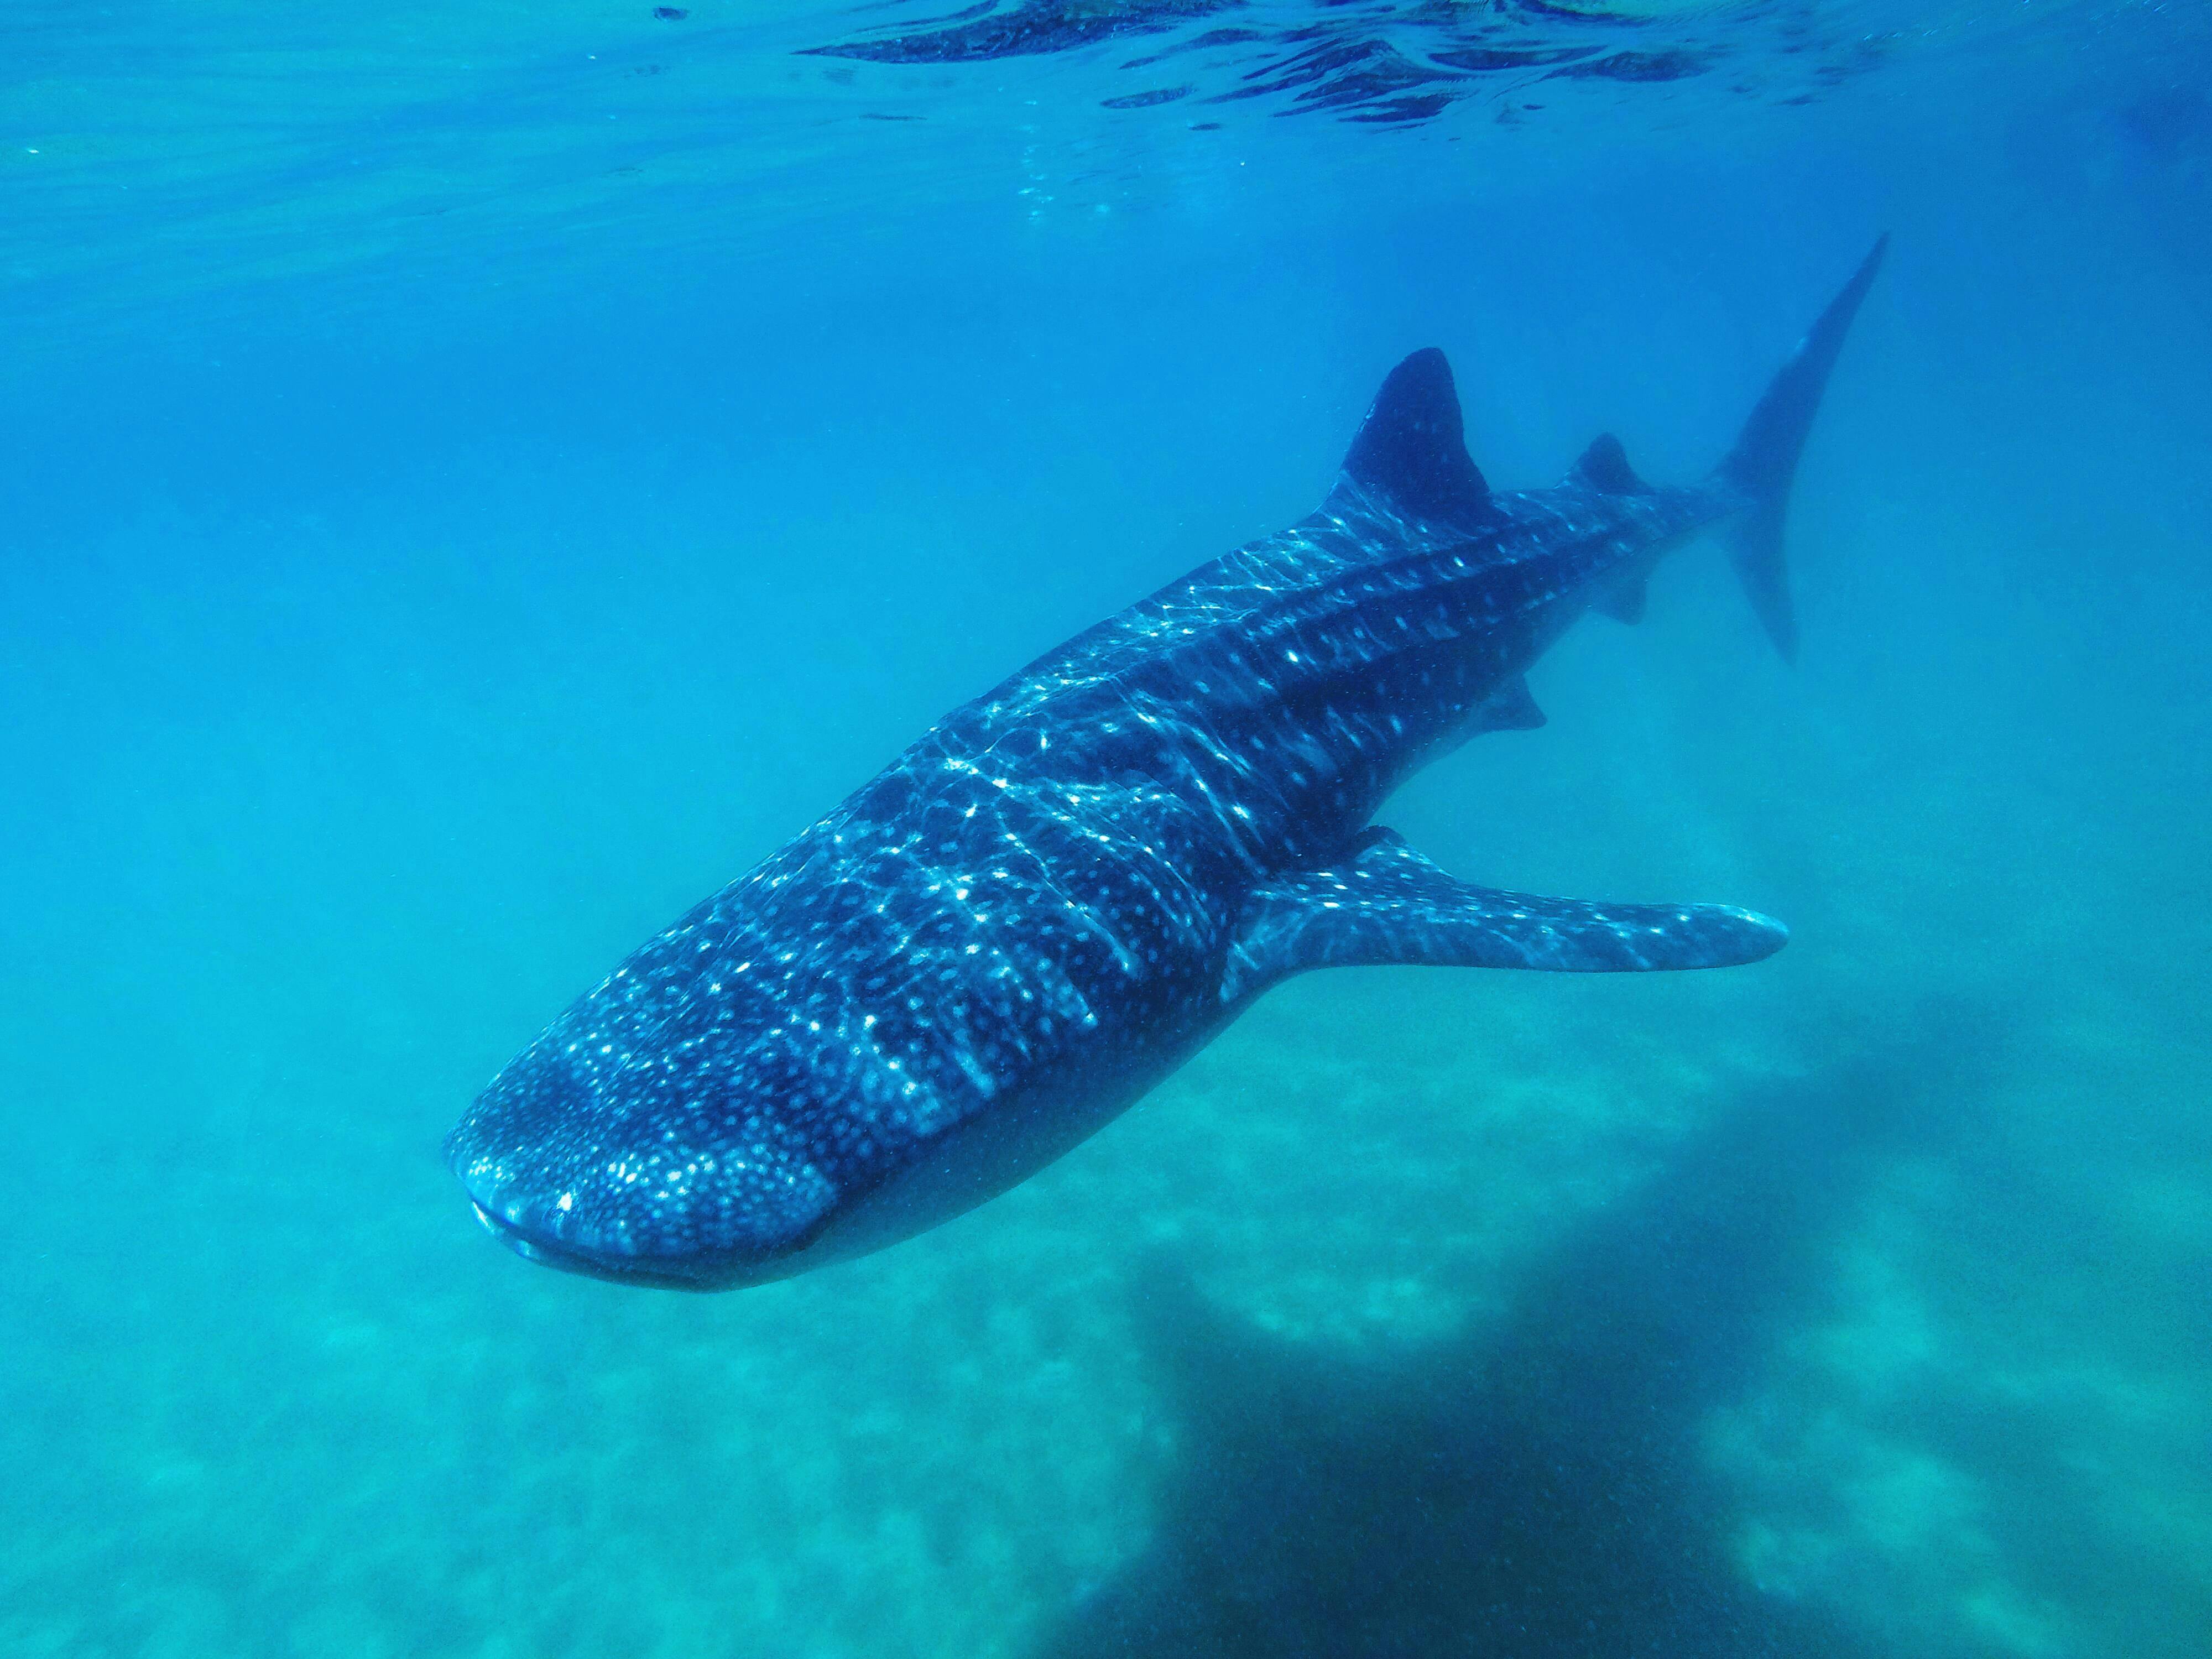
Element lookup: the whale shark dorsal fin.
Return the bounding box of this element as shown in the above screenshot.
[1219,828,1786,1003]
[1332,348,1490,525]
[1570,432,1649,495]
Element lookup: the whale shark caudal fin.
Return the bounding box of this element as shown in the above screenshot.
[1717,235,1889,661]
[1218,827,1787,1003]
[1328,346,1493,528]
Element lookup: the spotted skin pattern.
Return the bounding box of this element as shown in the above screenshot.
[447,246,1883,1288]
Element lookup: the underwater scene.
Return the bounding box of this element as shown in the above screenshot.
[4,2,2210,1655]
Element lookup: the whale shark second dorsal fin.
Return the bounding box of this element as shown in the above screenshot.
[1569,432,1650,495]
[1218,827,1786,1003]
[1331,348,1491,527]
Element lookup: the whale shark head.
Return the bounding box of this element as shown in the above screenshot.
[445,1022,844,1291]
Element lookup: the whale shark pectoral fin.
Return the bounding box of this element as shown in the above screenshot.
[1219,828,1787,1002]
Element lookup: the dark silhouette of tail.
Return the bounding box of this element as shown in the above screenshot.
[1717,237,1888,660]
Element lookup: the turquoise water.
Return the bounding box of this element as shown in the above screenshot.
[5,3,2210,1654]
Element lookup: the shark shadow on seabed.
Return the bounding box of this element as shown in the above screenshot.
[1031,997,2020,1659]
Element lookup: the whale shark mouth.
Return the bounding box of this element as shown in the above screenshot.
[446,1030,851,1291]
[465,1195,732,1291]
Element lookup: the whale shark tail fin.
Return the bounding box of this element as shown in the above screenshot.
[1715,236,1887,662]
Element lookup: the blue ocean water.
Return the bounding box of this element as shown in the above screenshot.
[4,2,2210,1654]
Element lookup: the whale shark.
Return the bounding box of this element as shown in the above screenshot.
[447,240,1886,1290]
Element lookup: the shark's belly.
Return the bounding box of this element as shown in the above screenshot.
[762,986,1232,1280]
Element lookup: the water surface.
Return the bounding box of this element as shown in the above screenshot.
[3,3,2209,1655]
